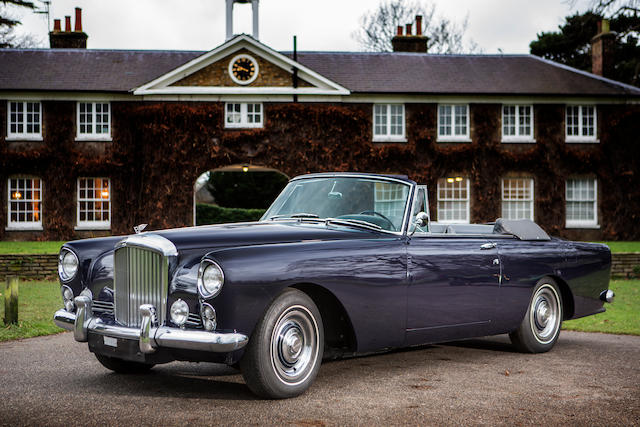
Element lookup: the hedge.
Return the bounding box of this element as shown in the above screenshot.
[196,203,266,225]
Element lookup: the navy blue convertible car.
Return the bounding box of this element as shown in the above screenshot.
[54,173,613,398]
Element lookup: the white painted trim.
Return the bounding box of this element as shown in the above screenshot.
[224,102,264,128]
[565,105,598,142]
[1,92,135,101]
[7,101,43,140]
[76,101,112,140]
[501,104,534,142]
[436,177,470,224]
[133,34,350,96]
[75,136,113,142]
[228,53,259,86]
[76,177,111,230]
[565,178,598,228]
[342,94,639,105]
[7,175,43,230]
[437,104,470,142]
[372,104,405,141]
[501,138,536,143]
[135,87,348,96]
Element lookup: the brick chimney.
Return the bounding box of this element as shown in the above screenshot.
[591,19,616,77]
[391,15,428,53]
[49,7,88,49]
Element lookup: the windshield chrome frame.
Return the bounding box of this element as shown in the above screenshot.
[267,173,416,236]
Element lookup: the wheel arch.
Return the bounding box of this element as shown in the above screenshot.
[290,283,357,358]
[547,275,575,320]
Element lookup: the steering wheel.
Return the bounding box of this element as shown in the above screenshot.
[358,211,396,231]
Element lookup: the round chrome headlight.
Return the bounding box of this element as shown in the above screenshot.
[58,248,79,282]
[170,299,189,326]
[201,303,217,331]
[198,260,224,298]
[61,285,75,312]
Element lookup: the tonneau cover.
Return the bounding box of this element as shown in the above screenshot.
[493,219,551,241]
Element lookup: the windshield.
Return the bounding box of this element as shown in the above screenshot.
[261,176,411,232]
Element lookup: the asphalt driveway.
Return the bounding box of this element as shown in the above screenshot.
[0,331,638,426]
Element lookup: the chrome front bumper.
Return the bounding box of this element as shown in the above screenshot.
[53,296,248,354]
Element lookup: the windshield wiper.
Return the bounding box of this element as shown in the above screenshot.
[269,213,320,220]
[325,218,383,232]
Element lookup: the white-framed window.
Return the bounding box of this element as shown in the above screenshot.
[438,104,470,142]
[373,104,405,141]
[566,178,598,228]
[502,105,534,142]
[7,177,43,230]
[76,178,111,229]
[437,177,470,223]
[224,103,263,128]
[501,178,534,220]
[7,101,42,140]
[566,105,597,142]
[77,102,111,140]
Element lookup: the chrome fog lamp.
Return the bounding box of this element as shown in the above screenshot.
[61,285,75,312]
[201,303,217,331]
[197,260,224,298]
[58,248,79,282]
[170,299,189,326]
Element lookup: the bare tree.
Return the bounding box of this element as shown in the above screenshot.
[352,0,480,53]
[1,0,42,48]
[590,0,640,17]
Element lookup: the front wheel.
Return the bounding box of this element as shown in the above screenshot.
[510,278,563,353]
[94,353,155,374]
[240,288,324,399]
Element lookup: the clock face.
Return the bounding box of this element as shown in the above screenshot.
[230,55,257,85]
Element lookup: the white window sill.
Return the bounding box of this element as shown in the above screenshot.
[225,123,263,129]
[5,225,43,231]
[5,136,43,142]
[565,223,600,229]
[437,137,472,143]
[75,224,111,231]
[565,138,599,144]
[501,138,536,143]
[372,136,407,143]
[75,136,112,142]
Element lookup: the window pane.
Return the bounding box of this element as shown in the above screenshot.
[454,105,467,136]
[566,178,596,223]
[437,178,469,222]
[374,104,388,136]
[8,177,42,224]
[439,105,452,136]
[77,178,110,226]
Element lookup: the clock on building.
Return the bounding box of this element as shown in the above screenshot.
[229,54,259,85]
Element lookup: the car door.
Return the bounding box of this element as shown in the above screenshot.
[404,190,501,345]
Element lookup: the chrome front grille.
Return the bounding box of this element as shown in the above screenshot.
[92,300,114,315]
[114,246,168,327]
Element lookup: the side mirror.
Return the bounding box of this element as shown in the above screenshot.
[414,212,429,227]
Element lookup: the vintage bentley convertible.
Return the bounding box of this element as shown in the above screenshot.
[54,172,613,398]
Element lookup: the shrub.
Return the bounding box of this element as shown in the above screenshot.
[196,203,266,225]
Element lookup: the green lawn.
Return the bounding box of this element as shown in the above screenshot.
[563,280,639,335]
[0,241,64,254]
[0,281,64,342]
[597,241,640,253]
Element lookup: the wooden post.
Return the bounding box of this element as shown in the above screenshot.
[4,276,19,325]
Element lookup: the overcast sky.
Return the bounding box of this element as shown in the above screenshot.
[12,0,591,53]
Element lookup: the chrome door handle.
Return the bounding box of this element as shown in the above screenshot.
[480,242,497,250]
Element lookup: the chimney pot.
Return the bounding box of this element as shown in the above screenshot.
[53,19,61,32]
[64,16,71,32]
[74,7,83,32]
[601,18,610,33]
[397,25,403,36]
[406,23,412,36]
[416,15,422,36]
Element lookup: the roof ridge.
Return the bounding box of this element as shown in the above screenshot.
[530,54,640,95]
[1,47,205,54]
[281,51,534,58]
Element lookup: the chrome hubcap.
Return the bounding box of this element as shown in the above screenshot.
[529,284,561,344]
[270,305,319,386]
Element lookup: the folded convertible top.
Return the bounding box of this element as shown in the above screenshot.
[493,219,551,241]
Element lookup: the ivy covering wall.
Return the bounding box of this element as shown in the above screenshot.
[0,101,638,241]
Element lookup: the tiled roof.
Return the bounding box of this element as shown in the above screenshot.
[1,48,638,96]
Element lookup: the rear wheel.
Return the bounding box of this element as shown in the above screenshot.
[510,278,563,353]
[240,288,324,399]
[94,354,155,374]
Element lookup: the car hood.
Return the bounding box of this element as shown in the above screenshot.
[150,220,376,253]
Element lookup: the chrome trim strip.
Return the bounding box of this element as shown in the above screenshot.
[53,305,249,354]
[115,233,178,257]
[139,304,157,354]
[74,296,91,342]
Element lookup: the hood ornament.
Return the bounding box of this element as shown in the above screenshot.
[134,224,148,234]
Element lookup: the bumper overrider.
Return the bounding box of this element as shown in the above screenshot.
[54,296,248,354]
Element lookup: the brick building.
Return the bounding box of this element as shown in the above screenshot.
[1,7,639,241]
